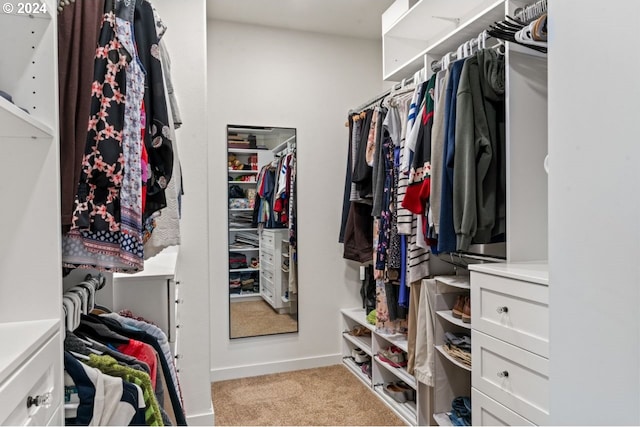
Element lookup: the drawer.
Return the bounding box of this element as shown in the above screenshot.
[471,271,549,357]
[0,332,62,426]
[472,388,534,426]
[472,330,548,425]
[261,276,274,292]
[261,283,274,303]
[260,251,275,266]
[260,231,275,248]
[261,265,274,282]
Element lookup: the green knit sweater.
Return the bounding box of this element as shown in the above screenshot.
[86,354,164,426]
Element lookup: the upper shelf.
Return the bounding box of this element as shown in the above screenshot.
[383,0,505,81]
[0,96,53,139]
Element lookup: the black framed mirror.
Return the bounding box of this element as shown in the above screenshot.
[226,125,298,339]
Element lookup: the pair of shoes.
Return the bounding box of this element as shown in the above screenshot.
[378,346,407,368]
[383,381,415,403]
[452,295,471,323]
[361,361,372,379]
[348,326,371,337]
[352,348,370,365]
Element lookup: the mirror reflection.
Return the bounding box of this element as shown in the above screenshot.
[227,125,298,339]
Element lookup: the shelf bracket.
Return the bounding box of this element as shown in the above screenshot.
[432,15,461,25]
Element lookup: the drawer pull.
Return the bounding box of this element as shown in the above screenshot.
[175,354,182,359]
[27,392,52,409]
[175,298,184,304]
[497,370,509,378]
[496,306,509,314]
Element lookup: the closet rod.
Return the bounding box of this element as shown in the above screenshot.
[514,0,547,23]
[272,134,296,155]
[349,74,420,114]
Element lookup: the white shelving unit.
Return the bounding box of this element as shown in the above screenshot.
[0,0,64,424]
[341,308,430,426]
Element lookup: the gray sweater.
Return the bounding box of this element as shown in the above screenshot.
[453,49,505,250]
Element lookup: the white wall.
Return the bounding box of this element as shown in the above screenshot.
[548,1,640,424]
[152,1,213,424]
[208,20,387,379]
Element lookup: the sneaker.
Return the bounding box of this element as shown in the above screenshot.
[351,348,370,365]
[384,383,408,403]
[394,381,416,401]
[378,346,407,368]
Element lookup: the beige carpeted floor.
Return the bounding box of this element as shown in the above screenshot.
[211,365,404,426]
[230,299,298,338]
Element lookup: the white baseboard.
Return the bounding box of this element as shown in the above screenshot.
[210,353,342,382]
[186,404,215,426]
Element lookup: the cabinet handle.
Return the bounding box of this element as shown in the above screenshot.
[176,324,181,329]
[175,281,181,286]
[27,392,52,409]
[496,306,509,314]
[497,370,509,378]
[175,298,184,304]
[175,354,182,359]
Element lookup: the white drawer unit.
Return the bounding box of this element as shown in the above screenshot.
[472,271,549,358]
[0,321,63,426]
[472,330,549,425]
[259,229,289,313]
[471,388,535,426]
[469,262,549,426]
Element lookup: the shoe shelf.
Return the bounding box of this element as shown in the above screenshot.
[436,310,472,330]
[343,357,372,388]
[229,267,260,273]
[342,332,372,356]
[435,345,471,372]
[341,308,375,333]
[433,412,453,426]
[376,332,409,353]
[373,385,417,426]
[374,355,416,389]
[435,275,471,290]
[227,247,259,252]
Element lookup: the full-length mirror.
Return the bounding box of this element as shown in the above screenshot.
[227,125,298,339]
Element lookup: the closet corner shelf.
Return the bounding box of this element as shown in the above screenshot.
[435,345,472,372]
[383,0,504,81]
[433,412,453,426]
[436,310,471,330]
[0,319,58,385]
[0,97,54,139]
[374,355,417,389]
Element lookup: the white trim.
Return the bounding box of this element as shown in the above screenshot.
[186,405,215,426]
[210,353,341,381]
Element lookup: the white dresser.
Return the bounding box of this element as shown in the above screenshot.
[260,229,290,313]
[468,263,549,426]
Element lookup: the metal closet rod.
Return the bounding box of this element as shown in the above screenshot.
[514,0,547,23]
[349,75,419,114]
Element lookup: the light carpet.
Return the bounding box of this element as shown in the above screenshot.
[211,364,404,426]
[230,299,297,338]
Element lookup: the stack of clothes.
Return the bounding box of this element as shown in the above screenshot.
[443,332,471,368]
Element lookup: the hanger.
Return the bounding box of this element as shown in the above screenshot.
[68,350,90,361]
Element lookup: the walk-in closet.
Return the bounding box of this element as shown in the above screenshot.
[1,0,638,425]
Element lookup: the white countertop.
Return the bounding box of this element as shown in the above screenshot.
[0,319,59,385]
[469,261,549,285]
[114,246,179,280]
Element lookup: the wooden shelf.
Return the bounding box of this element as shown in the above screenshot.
[374,355,416,389]
[229,228,258,232]
[0,97,53,139]
[373,386,417,425]
[228,169,259,174]
[433,412,453,426]
[229,267,260,273]
[342,332,373,356]
[435,275,471,290]
[383,0,505,81]
[227,148,266,154]
[341,308,376,332]
[228,180,256,184]
[377,332,409,353]
[229,208,253,212]
[436,310,471,330]
[228,247,259,252]
[435,345,471,372]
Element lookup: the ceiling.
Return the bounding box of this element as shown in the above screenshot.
[206,0,396,40]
